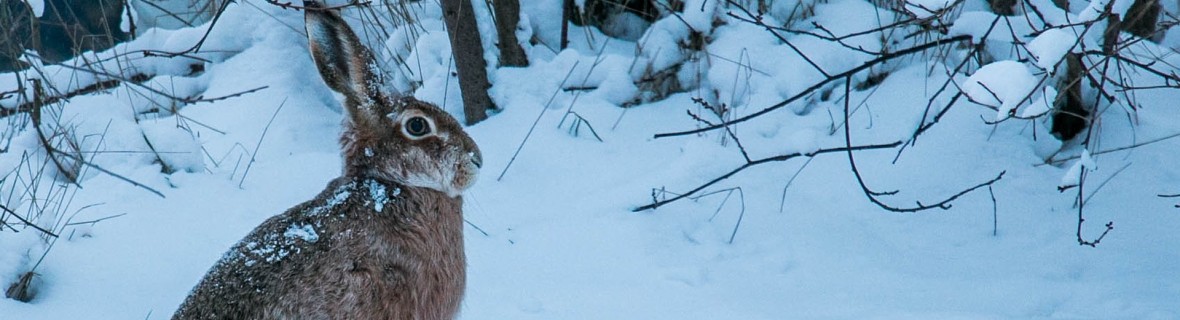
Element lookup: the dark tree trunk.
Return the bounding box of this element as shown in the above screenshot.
[1123,0,1160,39]
[1052,0,1069,11]
[0,1,37,72]
[573,0,660,40]
[1052,4,1113,141]
[494,0,528,67]
[1103,13,1121,54]
[0,0,128,72]
[37,0,129,62]
[561,0,572,50]
[1050,8,1148,141]
[1047,0,1088,141]
[441,0,496,125]
[989,0,1017,15]
[1051,53,1088,141]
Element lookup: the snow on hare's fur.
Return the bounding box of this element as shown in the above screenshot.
[172,1,482,319]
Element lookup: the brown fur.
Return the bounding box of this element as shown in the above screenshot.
[173,178,465,320]
[173,1,480,319]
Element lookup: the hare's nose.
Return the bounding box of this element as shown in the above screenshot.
[470,151,483,169]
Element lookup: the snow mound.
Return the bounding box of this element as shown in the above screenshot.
[961,60,1038,121]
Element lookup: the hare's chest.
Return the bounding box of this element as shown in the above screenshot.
[343,230,464,315]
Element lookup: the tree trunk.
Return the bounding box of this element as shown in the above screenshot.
[494,0,528,67]
[441,0,496,125]
[1049,11,1124,141]
[1051,0,1069,10]
[1050,53,1087,140]
[988,0,1017,15]
[561,0,573,50]
[1123,0,1160,39]
[1,0,128,72]
[38,0,129,63]
[1047,0,1088,141]
[0,1,37,72]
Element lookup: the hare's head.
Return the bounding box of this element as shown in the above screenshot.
[304,1,481,197]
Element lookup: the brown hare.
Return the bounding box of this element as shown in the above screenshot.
[172,1,482,319]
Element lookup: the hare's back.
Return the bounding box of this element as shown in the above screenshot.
[174,178,418,319]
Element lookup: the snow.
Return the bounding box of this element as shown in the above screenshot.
[598,10,651,41]
[592,69,640,105]
[1060,149,1096,188]
[1027,28,1076,72]
[681,0,721,33]
[24,0,44,18]
[905,0,953,18]
[948,11,998,41]
[1077,0,1111,21]
[366,179,392,212]
[2,1,1180,319]
[283,224,319,243]
[948,11,1040,47]
[961,60,1038,121]
[638,18,691,72]
[139,120,206,173]
[1021,86,1057,118]
[121,2,138,33]
[309,183,354,216]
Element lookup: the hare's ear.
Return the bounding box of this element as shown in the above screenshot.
[304,1,393,114]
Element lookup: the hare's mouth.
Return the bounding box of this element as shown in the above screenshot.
[447,160,479,197]
[469,151,483,169]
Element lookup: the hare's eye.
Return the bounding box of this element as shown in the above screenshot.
[405,117,432,137]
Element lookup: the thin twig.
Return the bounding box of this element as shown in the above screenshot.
[463,218,491,237]
[725,188,745,244]
[145,0,236,58]
[1043,131,1180,165]
[64,213,126,226]
[842,76,1005,213]
[778,157,814,213]
[48,149,166,198]
[239,98,288,188]
[1074,169,1114,247]
[564,112,604,142]
[0,204,58,238]
[694,187,747,244]
[138,0,195,27]
[29,80,80,184]
[633,140,901,211]
[498,61,581,181]
[988,185,997,236]
[1080,162,1131,207]
[4,56,269,119]
[686,106,750,162]
[725,1,830,76]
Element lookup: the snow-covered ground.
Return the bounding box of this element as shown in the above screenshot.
[2,0,1180,318]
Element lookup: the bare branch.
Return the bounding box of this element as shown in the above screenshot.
[840,76,1005,213]
[632,140,902,212]
[1042,131,1180,165]
[654,35,973,139]
[1074,169,1114,247]
[0,204,58,238]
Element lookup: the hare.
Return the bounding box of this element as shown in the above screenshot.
[172,1,482,319]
